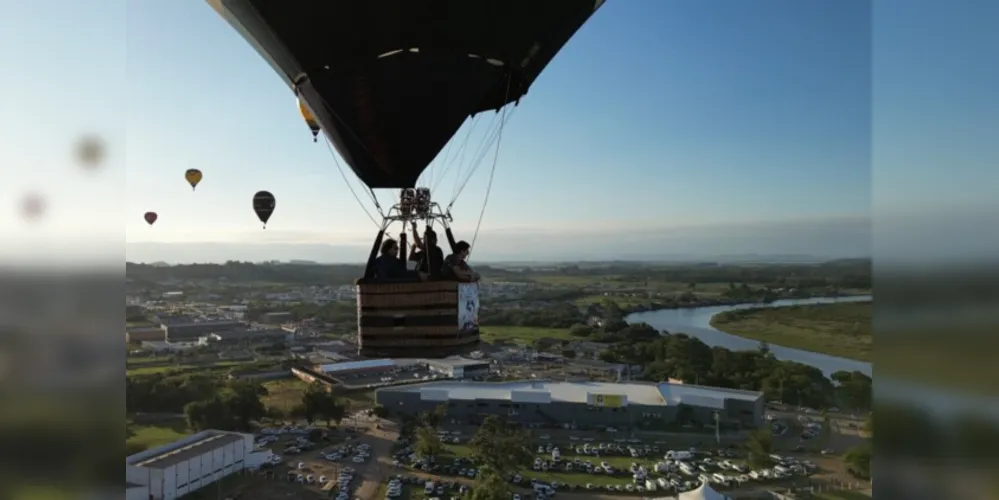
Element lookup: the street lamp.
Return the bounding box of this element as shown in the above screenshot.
[713,411,720,446]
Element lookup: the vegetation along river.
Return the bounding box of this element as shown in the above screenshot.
[627,296,872,378]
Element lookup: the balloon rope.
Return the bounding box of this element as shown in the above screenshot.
[469,76,513,257]
[323,136,381,228]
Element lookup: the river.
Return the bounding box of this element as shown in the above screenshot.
[626,296,872,377]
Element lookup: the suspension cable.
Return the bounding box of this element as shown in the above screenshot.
[450,105,517,210]
[469,104,509,255]
[469,76,514,255]
[323,136,380,227]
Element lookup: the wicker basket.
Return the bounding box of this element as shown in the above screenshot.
[356,281,479,357]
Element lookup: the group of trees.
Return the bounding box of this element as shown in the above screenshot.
[404,405,534,500]
[598,334,872,412]
[127,371,346,434]
[126,372,269,432]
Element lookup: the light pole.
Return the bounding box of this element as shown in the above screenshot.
[713,411,720,446]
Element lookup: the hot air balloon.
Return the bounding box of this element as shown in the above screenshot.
[208,0,605,358]
[185,169,203,190]
[252,191,275,228]
[144,211,158,226]
[21,193,45,221]
[297,97,321,142]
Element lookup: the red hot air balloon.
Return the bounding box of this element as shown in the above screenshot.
[144,211,158,226]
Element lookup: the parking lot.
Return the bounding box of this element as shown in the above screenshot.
[382,422,841,499]
[235,411,394,500]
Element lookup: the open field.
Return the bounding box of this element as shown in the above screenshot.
[479,326,573,344]
[126,418,190,452]
[261,377,309,412]
[126,360,255,376]
[710,302,872,362]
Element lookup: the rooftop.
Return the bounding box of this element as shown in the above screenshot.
[383,380,666,406]
[423,356,490,368]
[129,430,245,469]
[319,358,395,373]
[381,380,763,408]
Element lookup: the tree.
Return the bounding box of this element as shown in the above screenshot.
[414,425,444,460]
[372,405,389,419]
[468,415,534,477]
[419,403,448,429]
[603,318,629,333]
[470,471,513,500]
[561,349,576,359]
[744,428,774,468]
[302,381,345,427]
[184,395,232,431]
[843,442,871,479]
[831,370,872,411]
[225,380,268,431]
[569,324,592,337]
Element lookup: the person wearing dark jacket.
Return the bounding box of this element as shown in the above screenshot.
[442,240,480,282]
[373,239,407,281]
[409,223,445,279]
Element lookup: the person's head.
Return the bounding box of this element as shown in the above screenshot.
[454,241,471,260]
[380,238,399,257]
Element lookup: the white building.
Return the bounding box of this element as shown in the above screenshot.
[125,429,272,500]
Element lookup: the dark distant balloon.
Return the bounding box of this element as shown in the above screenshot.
[144,211,158,226]
[75,135,106,168]
[253,191,275,228]
[21,193,45,220]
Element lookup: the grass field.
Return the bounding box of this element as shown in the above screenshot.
[479,326,573,344]
[710,302,872,361]
[126,360,252,376]
[261,378,376,412]
[126,418,190,452]
[261,377,309,412]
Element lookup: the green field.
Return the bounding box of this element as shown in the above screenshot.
[126,360,252,376]
[710,302,872,362]
[479,326,572,344]
[126,418,191,452]
[261,377,309,411]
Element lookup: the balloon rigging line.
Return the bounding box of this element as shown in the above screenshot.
[449,105,516,210]
[470,76,513,256]
[323,135,381,227]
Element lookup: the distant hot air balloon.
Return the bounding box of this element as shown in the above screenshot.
[297,97,321,142]
[75,135,106,169]
[253,191,275,229]
[21,193,45,221]
[185,169,203,190]
[144,211,158,226]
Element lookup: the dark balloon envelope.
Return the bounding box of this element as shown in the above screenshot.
[253,191,275,224]
[207,0,605,188]
[144,211,158,225]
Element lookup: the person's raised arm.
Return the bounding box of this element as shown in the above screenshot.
[410,222,425,250]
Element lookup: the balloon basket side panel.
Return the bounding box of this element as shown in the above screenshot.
[356,281,479,358]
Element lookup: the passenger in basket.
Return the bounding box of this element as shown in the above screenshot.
[373,239,408,281]
[409,223,445,279]
[442,241,480,282]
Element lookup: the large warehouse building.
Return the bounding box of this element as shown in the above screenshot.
[125,429,271,500]
[375,380,764,428]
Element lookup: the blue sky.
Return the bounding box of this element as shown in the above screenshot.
[1,0,995,262]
